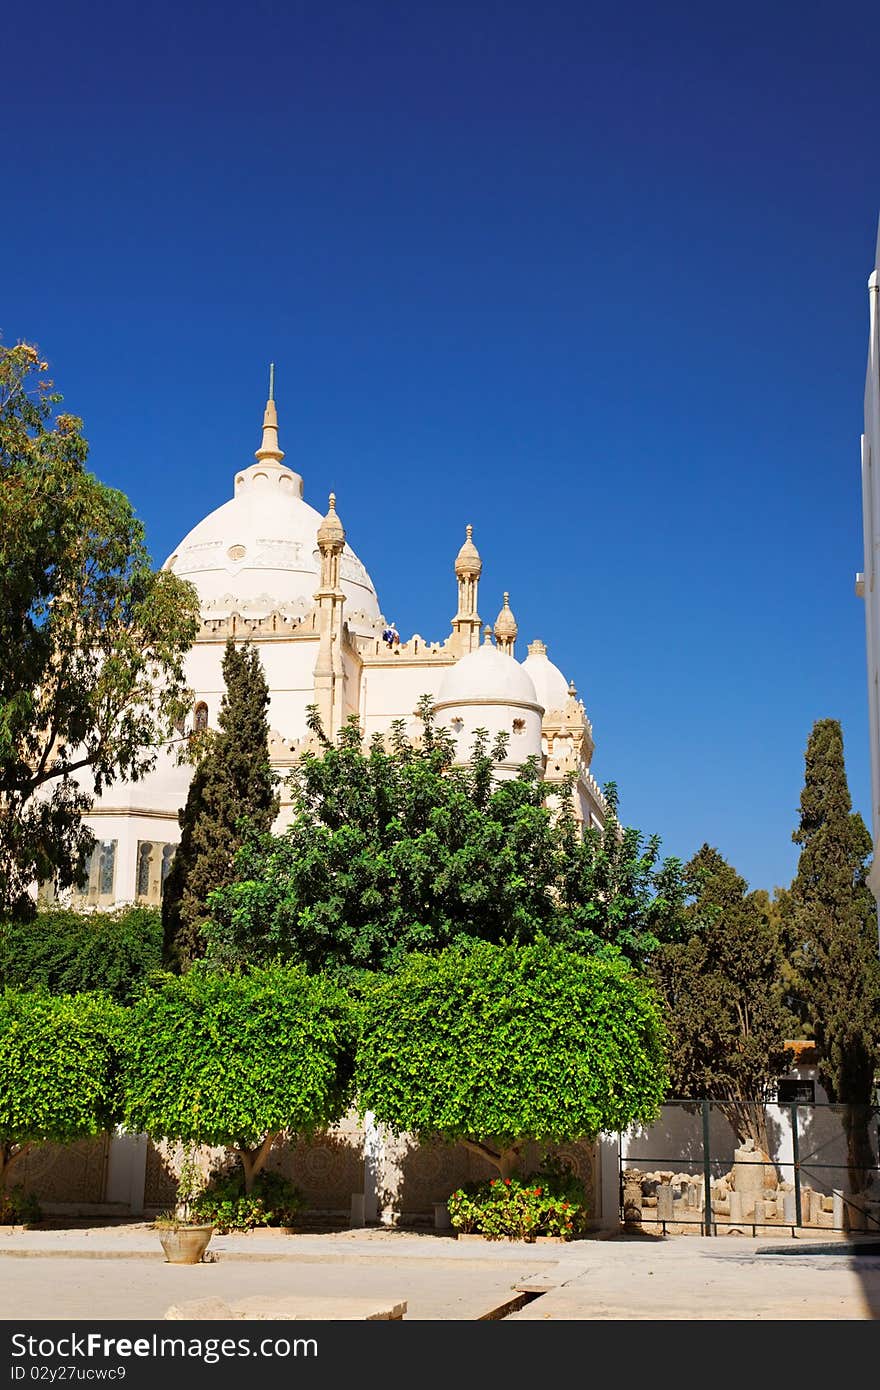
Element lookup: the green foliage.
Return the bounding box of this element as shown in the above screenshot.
[0,989,124,1190]
[0,906,162,1003]
[0,1185,42,1226]
[556,782,687,962]
[780,720,880,1190]
[191,1165,304,1232]
[122,965,354,1190]
[651,845,795,1149]
[163,640,279,969]
[447,1159,589,1241]
[0,341,200,920]
[356,938,667,1173]
[205,702,684,977]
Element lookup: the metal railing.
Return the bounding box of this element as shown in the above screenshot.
[618,1100,880,1236]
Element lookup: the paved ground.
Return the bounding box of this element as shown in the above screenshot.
[1,1223,879,1321]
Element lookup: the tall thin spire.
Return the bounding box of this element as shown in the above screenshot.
[255,364,284,464]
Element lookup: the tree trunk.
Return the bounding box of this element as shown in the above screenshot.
[843,1106,875,1198]
[498,1147,520,1179]
[236,1133,279,1194]
[460,1138,521,1178]
[0,1142,28,1200]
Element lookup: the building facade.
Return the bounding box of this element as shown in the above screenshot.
[61,384,607,909]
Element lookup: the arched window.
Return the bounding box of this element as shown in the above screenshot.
[136,842,152,899]
[161,844,175,892]
[193,702,208,733]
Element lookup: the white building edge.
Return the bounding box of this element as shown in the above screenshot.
[56,379,607,911]
[856,220,880,929]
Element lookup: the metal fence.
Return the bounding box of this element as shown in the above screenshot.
[618,1100,880,1236]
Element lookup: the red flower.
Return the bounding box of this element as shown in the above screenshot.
[504,1178,511,1185]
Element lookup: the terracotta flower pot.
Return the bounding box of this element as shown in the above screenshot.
[158,1225,214,1265]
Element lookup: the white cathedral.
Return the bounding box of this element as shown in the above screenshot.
[69,386,607,909]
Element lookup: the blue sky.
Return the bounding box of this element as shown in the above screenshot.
[4,0,879,894]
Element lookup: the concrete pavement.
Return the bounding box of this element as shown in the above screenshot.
[1,1222,879,1321]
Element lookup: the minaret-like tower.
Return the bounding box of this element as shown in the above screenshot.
[858,220,880,922]
[493,592,518,655]
[314,493,347,738]
[450,524,483,655]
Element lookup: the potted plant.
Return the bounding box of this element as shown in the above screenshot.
[154,1144,214,1264]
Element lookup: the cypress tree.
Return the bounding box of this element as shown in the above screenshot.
[162,640,279,969]
[783,719,880,1193]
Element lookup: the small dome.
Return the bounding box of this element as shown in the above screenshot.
[454,524,482,578]
[435,639,541,710]
[494,592,517,640]
[521,640,570,716]
[317,493,345,547]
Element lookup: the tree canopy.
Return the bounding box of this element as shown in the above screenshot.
[0,341,200,919]
[204,702,684,977]
[162,639,279,969]
[651,844,794,1151]
[355,937,668,1177]
[0,906,163,1004]
[0,988,124,1195]
[122,965,355,1191]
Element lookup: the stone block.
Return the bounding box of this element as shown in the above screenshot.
[656,1186,674,1221]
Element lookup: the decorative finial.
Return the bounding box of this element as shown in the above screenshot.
[255,371,284,465]
[568,678,578,697]
[494,592,518,647]
[455,524,482,578]
[317,490,345,547]
[527,638,547,657]
[483,625,493,645]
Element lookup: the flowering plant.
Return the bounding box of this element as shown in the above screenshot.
[446,1156,588,1241]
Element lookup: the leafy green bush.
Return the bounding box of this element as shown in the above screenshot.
[0,989,125,1199]
[448,1158,589,1241]
[191,1166,304,1232]
[122,965,355,1192]
[356,938,668,1177]
[0,907,163,1003]
[0,1185,42,1227]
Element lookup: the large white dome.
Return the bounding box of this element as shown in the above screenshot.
[163,459,381,630]
[521,641,569,716]
[435,641,542,711]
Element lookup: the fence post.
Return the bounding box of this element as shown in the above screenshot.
[702,1100,714,1236]
[791,1102,802,1230]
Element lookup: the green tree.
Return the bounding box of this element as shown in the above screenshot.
[122,965,354,1192]
[0,989,124,1199]
[782,719,880,1191]
[162,640,279,969]
[0,906,162,1004]
[0,341,200,919]
[557,782,686,963]
[356,938,668,1178]
[652,845,794,1153]
[204,702,684,977]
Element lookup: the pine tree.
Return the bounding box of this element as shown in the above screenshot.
[162,641,279,969]
[783,719,880,1193]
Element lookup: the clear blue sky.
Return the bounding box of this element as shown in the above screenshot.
[4,0,879,894]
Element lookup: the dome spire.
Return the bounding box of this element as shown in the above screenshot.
[255,363,285,465]
[493,592,518,655]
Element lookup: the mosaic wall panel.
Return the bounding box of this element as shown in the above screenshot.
[10,1135,110,1204]
[267,1116,364,1211]
[378,1133,596,1218]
